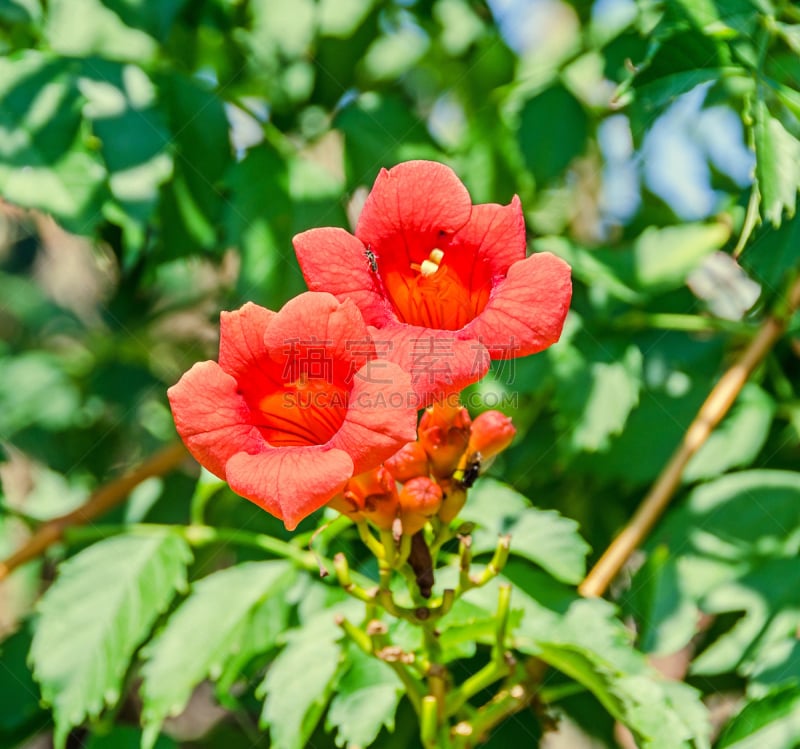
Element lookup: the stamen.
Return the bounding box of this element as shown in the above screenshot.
[420,259,440,277]
[414,248,445,277]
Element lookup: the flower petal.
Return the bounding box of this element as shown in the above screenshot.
[293,227,394,327]
[356,161,472,265]
[369,323,490,408]
[329,360,418,474]
[263,292,374,375]
[448,197,526,278]
[219,301,278,380]
[225,447,354,530]
[460,252,572,358]
[167,361,265,478]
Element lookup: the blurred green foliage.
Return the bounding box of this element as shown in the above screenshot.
[2,0,800,747]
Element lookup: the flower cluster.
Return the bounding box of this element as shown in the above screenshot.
[331,403,517,535]
[168,160,571,530]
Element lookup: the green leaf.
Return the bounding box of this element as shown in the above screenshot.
[258,614,343,749]
[748,637,800,697]
[0,52,106,232]
[223,144,302,305]
[534,236,642,304]
[658,470,800,562]
[683,384,774,482]
[632,223,731,290]
[30,532,192,749]
[361,26,429,81]
[518,84,588,186]
[623,545,699,655]
[156,72,230,257]
[326,645,402,748]
[462,479,590,585]
[506,568,710,749]
[79,61,173,232]
[691,557,800,677]
[44,0,185,62]
[716,686,800,749]
[140,561,295,748]
[741,207,800,293]
[0,351,82,435]
[755,99,800,226]
[552,341,643,454]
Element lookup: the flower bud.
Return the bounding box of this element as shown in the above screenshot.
[467,410,516,460]
[437,480,467,524]
[335,467,399,530]
[398,476,443,535]
[418,403,472,479]
[384,441,429,482]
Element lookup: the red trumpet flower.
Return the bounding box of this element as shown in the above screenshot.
[294,160,572,405]
[168,293,417,530]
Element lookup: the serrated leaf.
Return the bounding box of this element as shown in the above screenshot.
[462,478,590,584]
[326,645,402,748]
[140,560,294,748]
[755,100,800,226]
[30,532,192,749]
[506,566,709,749]
[259,616,343,749]
[716,686,800,749]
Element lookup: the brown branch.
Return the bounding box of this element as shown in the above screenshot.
[0,441,188,581]
[579,275,800,598]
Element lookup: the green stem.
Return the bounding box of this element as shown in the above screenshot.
[474,535,511,588]
[421,696,441,749]
[446,585,512,717]
[65,523,318,573]
[333,553,377,604]
[611,312,756,336]
[356,521,386,559]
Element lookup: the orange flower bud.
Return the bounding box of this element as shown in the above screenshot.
[384,441,430,482]
[398,476,443,535]
[336,467,399,530]
[437,480,467,524]
[467,410,516,460]
[417,403,472,479]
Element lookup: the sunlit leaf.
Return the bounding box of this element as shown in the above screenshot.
[716,686,800,749]
[463,479,590,585]
[326,645,402,748]
[30,532,192,749]
[258,614,343,749]
[140,561,295,748]
[755,100,800,226]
